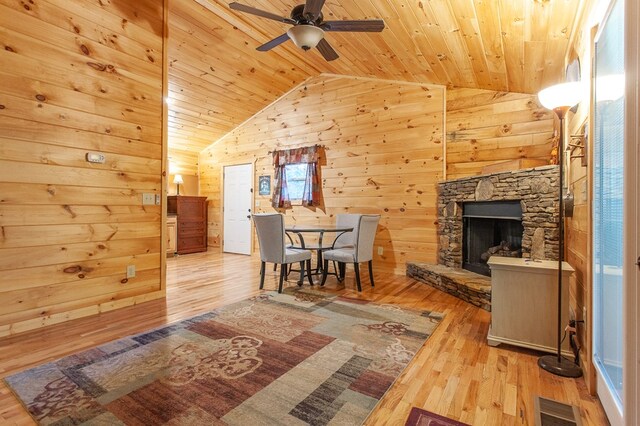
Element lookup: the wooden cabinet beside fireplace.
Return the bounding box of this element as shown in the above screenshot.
[487,256,574,355]
[167,196,208,254]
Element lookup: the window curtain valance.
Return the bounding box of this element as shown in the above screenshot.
[272,146,319,166]
[271,145,321,209]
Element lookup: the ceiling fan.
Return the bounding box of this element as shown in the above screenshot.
[229,1,385,61]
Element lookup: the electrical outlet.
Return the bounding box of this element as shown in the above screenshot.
[377,246,383,256]
[142,193,155,205]
[255,200,261,207]
[155,194,161,205]
[126,265,136,278]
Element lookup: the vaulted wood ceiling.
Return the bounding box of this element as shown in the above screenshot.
[168,0,584,172]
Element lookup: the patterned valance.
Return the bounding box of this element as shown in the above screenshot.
[272,145,319,166]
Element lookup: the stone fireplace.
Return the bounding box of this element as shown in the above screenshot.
[438,165,560,270]
[407,165,560,311]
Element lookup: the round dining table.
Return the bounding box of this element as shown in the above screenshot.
[285,225,353,281]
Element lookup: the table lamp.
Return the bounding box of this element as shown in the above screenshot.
[173,174,184,196]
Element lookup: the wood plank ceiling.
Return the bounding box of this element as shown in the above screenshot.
[168,0,583,172]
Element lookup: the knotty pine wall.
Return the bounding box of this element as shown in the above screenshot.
[200,75,446,274]
[446,88,555,179]
[0,0,167,336]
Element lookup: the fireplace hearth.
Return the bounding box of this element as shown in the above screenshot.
[462,201,523,276]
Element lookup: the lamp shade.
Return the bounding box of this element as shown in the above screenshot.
[538,82,582,111]
[173,174,184,185]
[287,25,324,50]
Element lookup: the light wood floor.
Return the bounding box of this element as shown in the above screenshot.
[0,250,608,425]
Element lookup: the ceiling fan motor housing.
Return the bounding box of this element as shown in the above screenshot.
[291,4,323,25]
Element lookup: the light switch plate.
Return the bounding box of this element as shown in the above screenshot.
[126,265,136,278]
[142,193,155,205]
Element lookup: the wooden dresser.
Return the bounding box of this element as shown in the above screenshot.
[167,196,208,254]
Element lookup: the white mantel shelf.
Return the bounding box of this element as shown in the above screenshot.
[487,256,575,274]
[487,256,574,356]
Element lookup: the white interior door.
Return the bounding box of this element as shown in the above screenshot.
[223,164,253,255]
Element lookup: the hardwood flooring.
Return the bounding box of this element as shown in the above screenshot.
[0,250,608,425]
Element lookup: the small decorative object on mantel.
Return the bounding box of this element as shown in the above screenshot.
[258,175,271,195]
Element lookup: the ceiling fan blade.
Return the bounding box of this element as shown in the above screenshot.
[303,0,326,20]
[229,2,295,24]
[257,33,290,51]
[322,20,385,32]
[316,38,338,61]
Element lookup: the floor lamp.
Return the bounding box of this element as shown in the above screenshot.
[537,82,583,378]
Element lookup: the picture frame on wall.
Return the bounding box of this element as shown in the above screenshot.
[258,175,271,196]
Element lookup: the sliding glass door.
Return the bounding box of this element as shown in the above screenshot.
[593,0,625,423]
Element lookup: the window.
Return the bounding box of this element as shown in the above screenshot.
[271,145,321,209]
[285,163,309,201]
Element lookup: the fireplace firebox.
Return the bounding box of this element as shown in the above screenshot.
[462,201,523,276]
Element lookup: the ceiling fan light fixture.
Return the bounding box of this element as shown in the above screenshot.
[287,25,324,50]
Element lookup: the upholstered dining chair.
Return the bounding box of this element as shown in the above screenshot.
[332,213,362,249]
[253,213,313,293]
[320,215,380,291]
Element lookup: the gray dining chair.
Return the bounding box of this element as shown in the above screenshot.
[253,213,313,293]
[320,215,380,291]
[331,213,362,249]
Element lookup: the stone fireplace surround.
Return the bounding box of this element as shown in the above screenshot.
[407,166,560,311]
[439,165,560,267]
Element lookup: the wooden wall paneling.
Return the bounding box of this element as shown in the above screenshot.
[0,0,164,63]
[0,12,161,89]
[0,0,166,337]
[0,72,161,127]
[200,75,445,274]
[29,0,164,47]
[445,87,555,179]
[0,138,161,175]
[0,51,162,111]
[0,238,162,271]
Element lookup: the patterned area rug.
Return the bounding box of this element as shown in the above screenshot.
[405,407,470,426]
[6,289,443,425]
